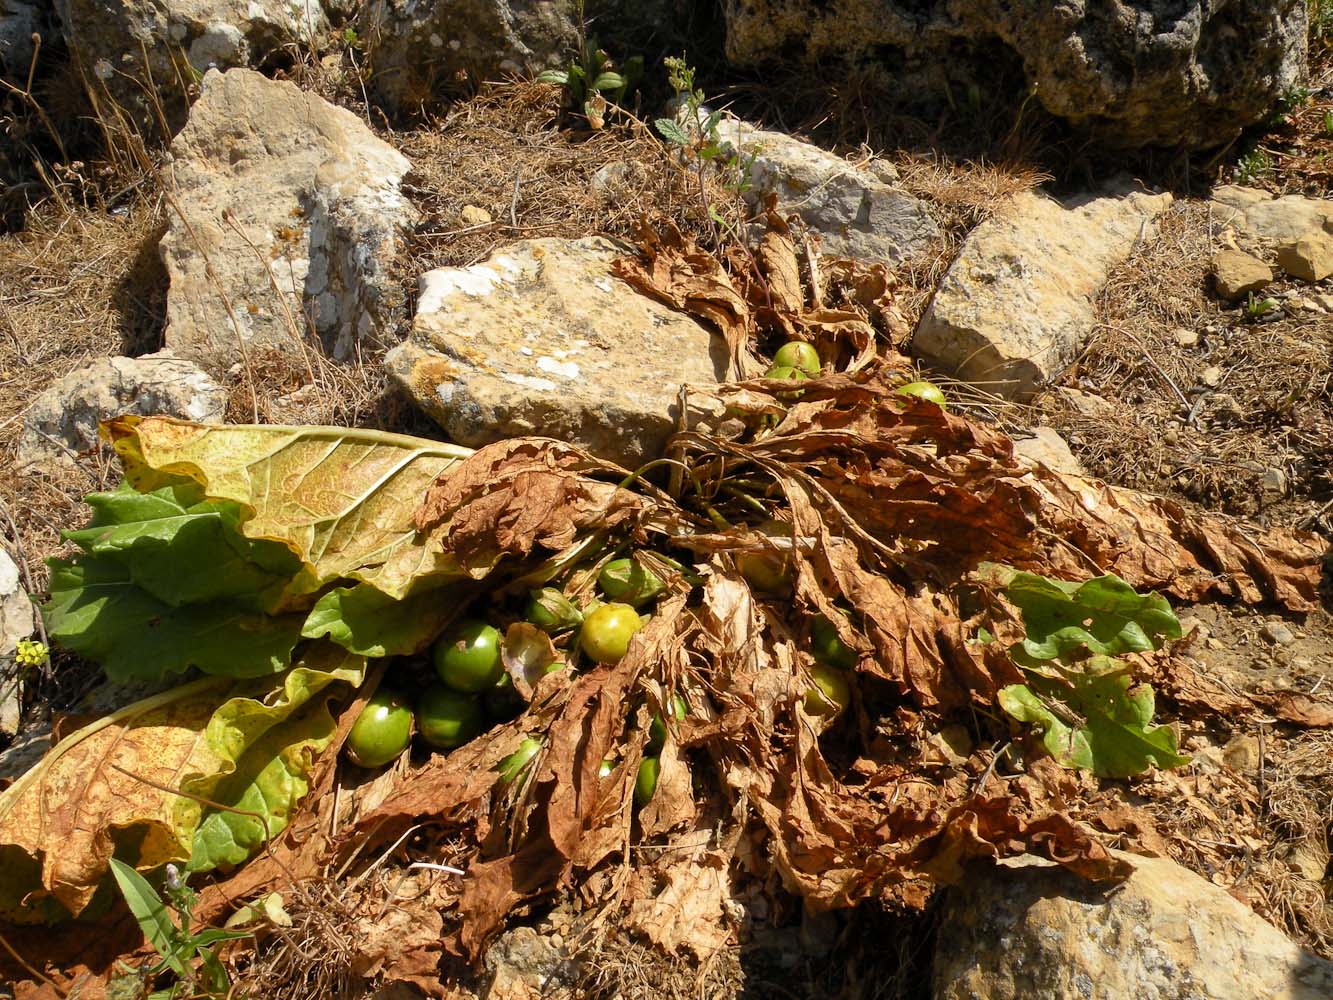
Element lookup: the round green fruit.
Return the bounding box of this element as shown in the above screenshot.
[598,557,665,608]
[648,694,689,752]
[346,688,414,768]
[895,380,947,409]
[498,736,542,785]
[525,588,583,633]
[433,619,503,693]
[580,603,644,663]
[737,550,791,594]
[772,341,821,377]
[416,686,485,749]
[483,673,523,721]
[635,757,661,807]
[811,614,858,670]
[803,662,851,718]
[764,364,810,382]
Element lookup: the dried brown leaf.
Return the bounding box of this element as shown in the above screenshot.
[611,221,756,379]
[625,849,735,960]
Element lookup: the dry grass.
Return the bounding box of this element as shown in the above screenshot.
[1038,200,1333,532]
[392,83,708,281]
[0,195,167,571]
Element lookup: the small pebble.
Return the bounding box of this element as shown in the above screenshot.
[1261,621,1296,646]
[1173,328,1199,347]
[1200,366,1223,388]
[1261,467,1287,494]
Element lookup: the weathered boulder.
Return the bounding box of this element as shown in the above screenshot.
[934,852,1333,1000]
[1210,185,1333,244]
[52,0,331,130]
[1212,248,1274,300]
[716,119,939,263]
[386,238,727,468]
[912,183,1172,399]
[0,0,48,80]
[16,353,227,468]
[161,69,416,364]
[363,0,575,111]
[723,1,1308,150]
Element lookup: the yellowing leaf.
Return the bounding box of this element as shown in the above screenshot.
[103,416,474,601]
[0,644,363,921]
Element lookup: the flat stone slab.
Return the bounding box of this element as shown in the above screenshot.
[387,238,727,468]
[1210,185,1333,244]
[718,119,940,263]
[161,68,416,364]
[912,183,1172,399]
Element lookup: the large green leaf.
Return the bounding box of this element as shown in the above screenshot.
[42,558,306,682]
[65,483,301,611]
[301,581,467,657]
[995,568,1181,663]
[0,645,363,920]
[999,667,1189,778]
[188,646,364,871]
[104,416,474,602]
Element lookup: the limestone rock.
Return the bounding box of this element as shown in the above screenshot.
[912,183,1172,399]
[0,549,34,739]
[934,852,1333,1000]
[53,0,330,131]
[716,120,940,262]
[161,69,416,364]
[1210,185,1333,244]
[386,238,726,468]
[483,925,577,1000]
[364,0,575,111]
[1012,427,1084,477]
[17,352,227,468]
[723,2,1307,151]
[1276,232,1333,282]
[1213,248,1274,300]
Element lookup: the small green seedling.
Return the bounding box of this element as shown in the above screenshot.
[1245,292,1281,319]
[538,35,642,128]
[108,860,250,998]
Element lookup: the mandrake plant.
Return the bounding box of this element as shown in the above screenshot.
[0,222,1323,989]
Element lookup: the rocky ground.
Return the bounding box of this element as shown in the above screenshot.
[1,2,1332,999]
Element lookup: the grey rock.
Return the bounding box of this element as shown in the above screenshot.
[161,69,416,364]
[483,925,577,1000]
[912,183,1172,399]
[1276,232,1333,282]
[716,119,940,262]
[1262,620,1296,646]
[17,352,227,468]
[386,237,726,469]
[0,725,48,784]
[934,852,1333,1000]
[0,549,34,739]
[1210,185,1333,244]
[0,0,49,80]
[53,0,330,131]
[1212,248,1274,300]
[363,0,576,111]
[724,1,1307,151]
